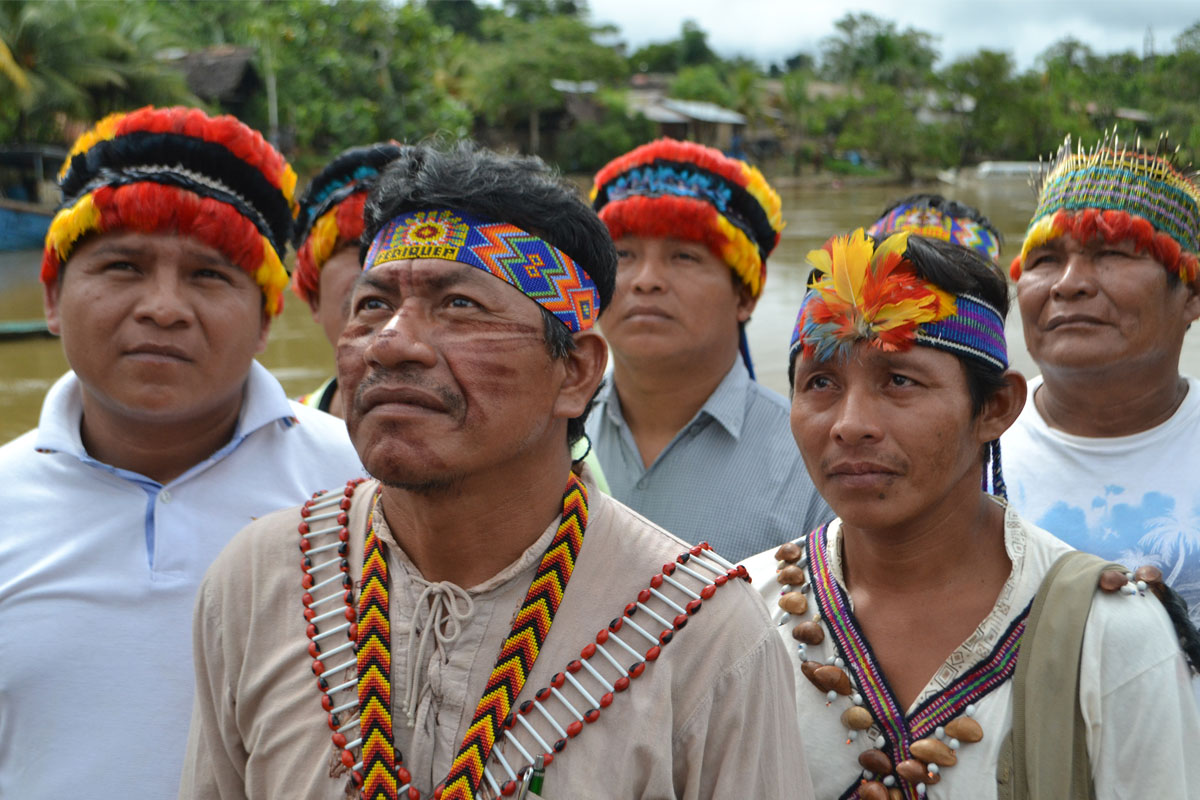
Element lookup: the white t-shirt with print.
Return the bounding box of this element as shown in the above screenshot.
[1002,374,1200,625]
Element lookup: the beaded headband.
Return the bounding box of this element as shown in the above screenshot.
[790,228,1009,371]
[1012,131,1200,282]
[867,196,1001,263]
[292,142,404,304]
[364,209,600,333]
[43,106,297,315]
[590,138,783,298]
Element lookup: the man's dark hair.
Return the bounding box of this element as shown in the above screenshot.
[789,235,1010,418]
[361,140,618,447]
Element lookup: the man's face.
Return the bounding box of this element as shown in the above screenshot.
[601,235,756,367]
[1017,235,1200,374]
[337,258,575,491]
[43,230,269,426]
[309,244,363,348]
[790,344,989,531]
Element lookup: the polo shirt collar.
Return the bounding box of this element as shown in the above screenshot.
[601,358,749,440]
[34,360,297,461]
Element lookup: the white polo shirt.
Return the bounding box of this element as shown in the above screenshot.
[0,362,364,798]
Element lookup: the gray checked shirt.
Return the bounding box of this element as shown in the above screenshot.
[586,360,833,562]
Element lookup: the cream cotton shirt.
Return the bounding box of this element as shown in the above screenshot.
[741,505,1200,799]
[181,471,813,800]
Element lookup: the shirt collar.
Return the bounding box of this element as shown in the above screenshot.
[601,358,750,440]
[34,360,298,460]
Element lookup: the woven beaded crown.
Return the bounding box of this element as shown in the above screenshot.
[590,138,784,298]
[42,106,299,315]
[868,193,1002,263]
[365,208,601,333]
[292,142,404,304]
[1012,131,1200,282]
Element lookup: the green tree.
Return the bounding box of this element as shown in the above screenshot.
[940,49,1018,164]
[144,0,472,162]
[835,84,938,182]
[628,19,718,73]
[821,13,937,90]
[668,64,734,107]
[463,11,627,154]
[0,0,194,143]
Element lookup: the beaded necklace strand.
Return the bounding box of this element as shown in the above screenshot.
[771,526,1151,800]
[298,477,749,800]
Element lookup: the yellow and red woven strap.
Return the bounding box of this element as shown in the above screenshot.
[356,475,588,800]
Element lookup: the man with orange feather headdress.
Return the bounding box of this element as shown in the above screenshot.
[0,107,362,798]
[742,226,1198,798]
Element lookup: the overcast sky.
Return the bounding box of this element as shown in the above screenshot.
[581,0,1200,71]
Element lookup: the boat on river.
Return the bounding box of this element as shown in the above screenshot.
[0,145,67,251]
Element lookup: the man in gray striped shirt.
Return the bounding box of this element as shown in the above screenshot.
[586,139,831,561]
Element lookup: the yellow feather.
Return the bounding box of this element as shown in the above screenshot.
[832,229,873,307]
[47,194,101,261]
[806,246,832,275]
[870,230,910,269]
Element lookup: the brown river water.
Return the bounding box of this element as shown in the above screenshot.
[3,178,1189,444]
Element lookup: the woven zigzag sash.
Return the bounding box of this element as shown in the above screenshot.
[806,526,1029,800]
[357,475,588,800]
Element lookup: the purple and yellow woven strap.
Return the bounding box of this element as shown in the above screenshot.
[789,292,1008,371]
[806,526,1028,800]
[364,208,600,332]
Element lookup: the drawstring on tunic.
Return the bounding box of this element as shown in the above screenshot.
[402,580,475,727]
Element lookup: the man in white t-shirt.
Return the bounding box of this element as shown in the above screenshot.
[1002,132,1200,624]
[0,107,362,798]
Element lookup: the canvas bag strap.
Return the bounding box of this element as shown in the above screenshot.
[997,550,1119,800]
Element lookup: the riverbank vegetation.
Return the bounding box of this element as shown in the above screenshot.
[2,0,1198,178]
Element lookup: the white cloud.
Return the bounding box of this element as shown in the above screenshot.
[585,0,1199,70]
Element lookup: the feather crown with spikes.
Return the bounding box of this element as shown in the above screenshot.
[1012,129,1200,283]
[793,229,957,363]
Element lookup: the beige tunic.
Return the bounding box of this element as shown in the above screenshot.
[180,474,813,799]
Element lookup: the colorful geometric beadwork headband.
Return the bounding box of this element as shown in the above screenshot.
[364,209,600,332]
[868,194,1002,263]
[590,138,784,298]
[43,106,298,315]
[790,228,1009,371]
[1012,131,1200,282]
[292,142,404,304]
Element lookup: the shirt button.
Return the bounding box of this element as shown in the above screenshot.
[159,489,173,504]
[636,479,647,489]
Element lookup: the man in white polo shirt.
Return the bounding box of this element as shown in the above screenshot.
[0,106,361,798]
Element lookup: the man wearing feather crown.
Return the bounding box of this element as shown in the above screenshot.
[1001,132,1200,631]
[742,227,1199,799]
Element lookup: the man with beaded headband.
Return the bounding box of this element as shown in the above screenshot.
[293,141,406,417]
[0,107,362,798]
[587,139,831,562]
[181,141,811,800]
[1002,132,1200,629]
[741,228,1199,798]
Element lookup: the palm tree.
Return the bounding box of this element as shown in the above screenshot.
[1,0,194,143]
[1140,503,1200,585]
